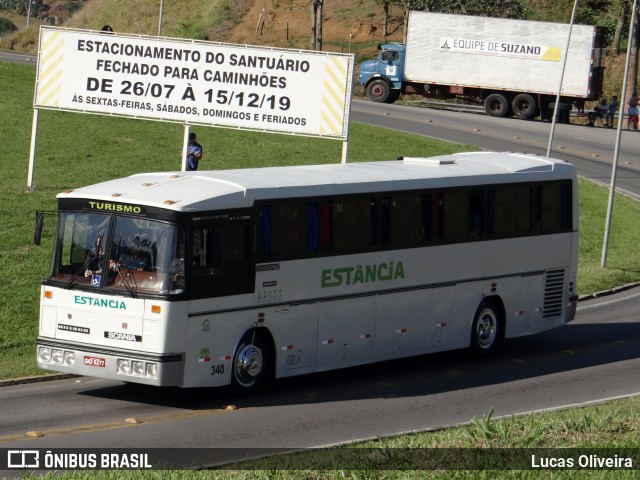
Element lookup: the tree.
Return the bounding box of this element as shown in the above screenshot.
[613,0,630,55]
[388,0,527,42]
[282,0,324,51]
[388,0,526,19]
[625,3,640,106]
[312,0,323,51]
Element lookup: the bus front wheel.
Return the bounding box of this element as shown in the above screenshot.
[232,331,272,393]
[470,300,502,354]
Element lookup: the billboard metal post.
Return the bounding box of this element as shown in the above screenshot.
[546,0,579,157]
[181,125,190,171]
[158,0,164,37]
[26,108,39,190]
[601,0,638,268]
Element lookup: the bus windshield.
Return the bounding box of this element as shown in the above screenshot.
[50,211,185,295]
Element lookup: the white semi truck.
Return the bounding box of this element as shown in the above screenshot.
[359,11,606,120]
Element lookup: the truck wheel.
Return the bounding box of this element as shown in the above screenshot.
[512,94,536,119]
[366,79,391,103]
[232,330,272,393]
[484,93,510,118]
[470,299,503,354]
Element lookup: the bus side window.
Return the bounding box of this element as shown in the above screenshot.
[422,193,433,241]
[307,202,319,253]
[190,221,253,297]
[382,194,426,247]
[489,186,534,237]
[441,190,468,240]
[260,206,271,257]
[536,183,572,232]
[260,202,321,259]
[435,192,444,240]
[332,196,376,252]
[468,190,484,237]
[321,202,332,251]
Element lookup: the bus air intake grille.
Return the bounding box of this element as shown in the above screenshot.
[543,269,565,318]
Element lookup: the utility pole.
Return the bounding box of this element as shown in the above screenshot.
[158,0,164,36]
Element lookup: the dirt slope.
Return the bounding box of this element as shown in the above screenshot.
[218,0,403,52]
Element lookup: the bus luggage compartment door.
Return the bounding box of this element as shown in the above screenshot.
[316,297,375,369]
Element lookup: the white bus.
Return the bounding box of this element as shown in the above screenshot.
[36,151,578,392]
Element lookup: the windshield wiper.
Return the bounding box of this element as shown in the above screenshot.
[65,252,96,289]
[113,265,138,299]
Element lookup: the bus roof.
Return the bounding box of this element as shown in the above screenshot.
[59,152,574,212]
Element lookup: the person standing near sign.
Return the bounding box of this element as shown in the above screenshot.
[186,132,203,171]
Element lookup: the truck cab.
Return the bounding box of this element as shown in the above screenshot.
[359,44,405,103]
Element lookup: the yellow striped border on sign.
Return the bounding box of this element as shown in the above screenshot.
[36,29,65,107]
[320,57,349,137]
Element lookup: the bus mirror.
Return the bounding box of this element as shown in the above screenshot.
[34,211,44,245]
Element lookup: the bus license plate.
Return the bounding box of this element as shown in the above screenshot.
[84,356,106,367]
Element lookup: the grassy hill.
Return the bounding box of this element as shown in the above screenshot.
[0,0,401,58]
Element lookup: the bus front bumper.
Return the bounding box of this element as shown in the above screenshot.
[36,337,184,387]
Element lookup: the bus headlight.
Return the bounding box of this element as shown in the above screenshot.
[64,351,75,366]
[146,363,158,378]
[117,359,131,375]
[117,358,159,379]
[132,361,145,376]
[51,349,63,364]
[38,347,52,363]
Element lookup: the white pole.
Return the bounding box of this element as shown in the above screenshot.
[158,0,164,37]
[546,0,579,157]
[27,0,31,27]
[341,62,355,164]
[181,125,190,171]
[601,0,638,267]
[26,108,39,191]
[341,140,349,164]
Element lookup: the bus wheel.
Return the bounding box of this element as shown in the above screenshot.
[366,79,391,103]
[232,331,271,393]
[471,300,502,354]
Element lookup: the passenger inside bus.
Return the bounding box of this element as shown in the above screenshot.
[84,234,107,278]
[116,235,152,271]
[169,241,185,292]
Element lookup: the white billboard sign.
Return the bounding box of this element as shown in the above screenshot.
[34,27,354,139]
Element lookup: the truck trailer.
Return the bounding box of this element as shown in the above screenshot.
[359,11,606,120]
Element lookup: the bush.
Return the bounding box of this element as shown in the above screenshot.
[0,17,17,36]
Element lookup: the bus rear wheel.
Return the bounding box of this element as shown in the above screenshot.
[471,300,502,354]
[232,331,272,393]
